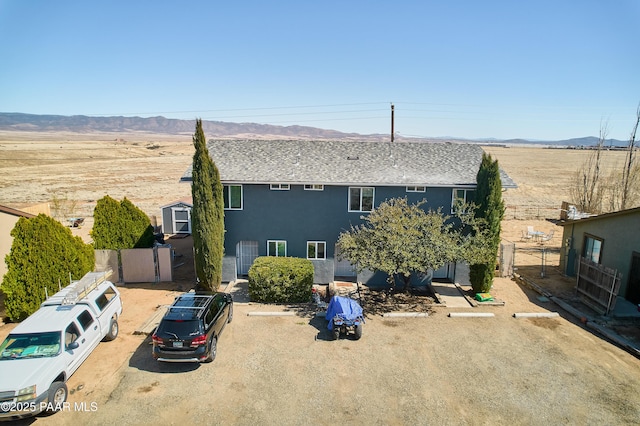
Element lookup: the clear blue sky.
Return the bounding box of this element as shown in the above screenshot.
[1,0,639,140]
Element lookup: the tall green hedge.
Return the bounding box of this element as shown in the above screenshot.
[91,195,154,249]
[191,119,225,291]
[1,214,95,321]
[470,153,505,293]
[248,257,314,303]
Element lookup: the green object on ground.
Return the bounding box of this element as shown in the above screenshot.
[475,293,494,302]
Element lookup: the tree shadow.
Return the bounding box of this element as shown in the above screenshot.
[363,287,435,317]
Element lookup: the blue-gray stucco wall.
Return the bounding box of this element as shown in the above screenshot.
[223,184,456,285]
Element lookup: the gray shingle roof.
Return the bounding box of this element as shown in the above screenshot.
[182,139,517,188]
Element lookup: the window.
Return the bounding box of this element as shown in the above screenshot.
[95,286,117,311]
[349,187,374,212]
[304,184,324,191]
[267,240,287,257]
[406,186,426,192]
[270,183,290,190]
[172,207,191,233]
[77,310,95,331]
[583,235,603,263]
[451,188,475,213]
[223,185,242,210]
[205,306,216,328]
[65,323,80,347]
[307,241,326,260]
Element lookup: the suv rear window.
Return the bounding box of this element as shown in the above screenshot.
[156,320,201,339]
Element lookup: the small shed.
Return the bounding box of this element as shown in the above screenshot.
[160,199,192,235]
[559,206,640,306]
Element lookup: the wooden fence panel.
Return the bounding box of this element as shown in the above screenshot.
[121,248,155,283]
[575,256,622,315]
[96,247,174,284]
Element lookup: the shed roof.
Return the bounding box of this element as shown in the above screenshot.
[558,206,640,226]
[0,204,36,219]
[181,139,517,188]
[160,198,193,209]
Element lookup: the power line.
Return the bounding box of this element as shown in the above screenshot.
[86,102,391,117]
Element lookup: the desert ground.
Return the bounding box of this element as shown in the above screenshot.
[1,131,639,425]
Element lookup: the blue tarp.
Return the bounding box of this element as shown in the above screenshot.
[325,296,363,330]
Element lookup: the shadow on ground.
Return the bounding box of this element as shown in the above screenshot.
[128,335,200,373]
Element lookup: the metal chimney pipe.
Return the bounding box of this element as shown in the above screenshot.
[391,103,395,143]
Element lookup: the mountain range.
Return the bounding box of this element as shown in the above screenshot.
[0,112,629,147]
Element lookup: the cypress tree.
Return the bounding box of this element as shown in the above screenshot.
[121,197,155,248]
[92,195,154,249]
[469,153,505,293]
[91,195,121,249]
[191,119,224,291]
[2,214,94,321]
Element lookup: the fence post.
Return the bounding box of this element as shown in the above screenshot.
[605,269,619,316]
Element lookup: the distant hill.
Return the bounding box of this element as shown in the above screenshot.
[0,112,629,146]
[0,112,388,141]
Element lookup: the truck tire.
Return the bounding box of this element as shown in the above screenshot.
[47,382,67,410]
[104,317,119,341]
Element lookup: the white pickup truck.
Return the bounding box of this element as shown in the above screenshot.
[0,270,122,420]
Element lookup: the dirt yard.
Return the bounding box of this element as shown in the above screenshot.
[1,131,639,424]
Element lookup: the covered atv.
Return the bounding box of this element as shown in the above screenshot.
[326,295,364,340]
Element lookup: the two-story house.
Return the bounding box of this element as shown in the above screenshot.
[180,139,515,286]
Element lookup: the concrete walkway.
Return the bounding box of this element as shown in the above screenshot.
[431,282,474,308]
[225,279,250,304]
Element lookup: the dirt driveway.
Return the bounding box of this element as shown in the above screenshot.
[4,267,640,424]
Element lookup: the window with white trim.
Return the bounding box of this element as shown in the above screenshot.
[406,186,426,192]
[583,235,603,263]
[223,185,242,210]
[171,207,191,233]
[270,183,290,190]
[304,184,324,191]
[451,188,475,213]
[349,187,374,212]
[307,241,326,260]
[267,240,287,257]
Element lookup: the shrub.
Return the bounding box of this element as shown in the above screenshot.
[92,195,154,249]
[1,214,95,321]
[248,257,314,303]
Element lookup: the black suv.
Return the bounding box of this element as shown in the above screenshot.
[152,291,233,363]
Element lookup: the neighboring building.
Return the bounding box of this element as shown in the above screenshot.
[0,205,36,282]
[181,139,516,286]
[559,207,640,305]
[160,199,192,234]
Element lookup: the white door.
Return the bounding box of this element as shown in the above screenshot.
[65,311,102,375]
[236,241,259,276]
[172,207,191,234]
[334,245,357,278]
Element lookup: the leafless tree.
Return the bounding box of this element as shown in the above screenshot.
[621,103,640,210]
[570,122,607,213]
[49,191,78,225]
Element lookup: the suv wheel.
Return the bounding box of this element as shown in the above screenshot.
[227,304,233,323]
[204,337,217,363]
